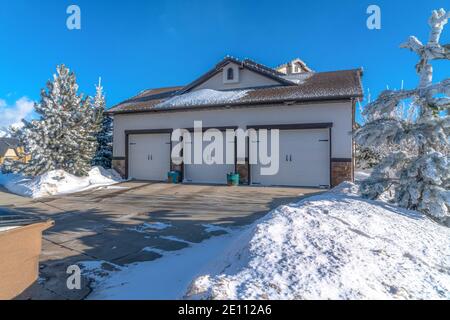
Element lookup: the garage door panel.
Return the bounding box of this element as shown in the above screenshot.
[251,129,329,187]
[184,134,235,185]
[128,134,171,181]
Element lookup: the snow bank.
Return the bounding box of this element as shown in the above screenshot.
[155,89,250,109]
[186,183,450,300]
[87,229,245,300]
[0,166,122,198]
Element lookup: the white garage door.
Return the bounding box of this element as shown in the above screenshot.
[128,133,171,181]
[184,133,235,185]
[251,129,330,187]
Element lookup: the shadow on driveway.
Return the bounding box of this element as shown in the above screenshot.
[0,182,323,300]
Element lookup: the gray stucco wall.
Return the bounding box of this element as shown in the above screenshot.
[112,101,353,160]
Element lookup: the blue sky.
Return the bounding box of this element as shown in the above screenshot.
[0,0,448,127]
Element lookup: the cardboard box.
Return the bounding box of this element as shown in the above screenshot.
[0,220,54,300]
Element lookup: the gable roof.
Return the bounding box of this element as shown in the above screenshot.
[109,68,363,114]
[0,138,20,157]
[179,56,295,94]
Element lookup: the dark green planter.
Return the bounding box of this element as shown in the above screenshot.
[168,171,181,184]
[227,173,240,186]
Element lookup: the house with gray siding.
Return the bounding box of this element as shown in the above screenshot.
[108,57,363,188]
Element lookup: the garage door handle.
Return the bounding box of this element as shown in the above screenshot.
[290,155,292,162]
[286,155,289,162]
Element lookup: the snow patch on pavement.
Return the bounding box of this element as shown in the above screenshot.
[142,247,167,256]
[202,224,232,233]
[87,228,246,300]
[97,185,130,190]
[186,183,450,300]
[80,261,123,283]
[128,222,172,233]
[160,235,194,245]
[0,166,123,198]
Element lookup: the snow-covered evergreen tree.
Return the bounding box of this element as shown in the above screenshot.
[92,78,113,168]
[355,9,450,222]
[9,65,100,176]
[356,144,381,170]
[354,123,381,169]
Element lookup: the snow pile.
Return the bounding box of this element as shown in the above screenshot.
[186,183,450,300]
[0,166,122,198]
[87,229,243,300]
[155,89,250,109]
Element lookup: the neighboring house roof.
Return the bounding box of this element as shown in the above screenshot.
[275,58,313,73]
[0,138,20,157]
[109,57,363,114]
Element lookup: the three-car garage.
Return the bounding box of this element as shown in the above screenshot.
[126,125,331,188]
[110,58,360,189]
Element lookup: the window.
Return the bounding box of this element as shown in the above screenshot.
[223,65,239,83]
[227,67,234,80]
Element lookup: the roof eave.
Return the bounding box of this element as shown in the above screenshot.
[108,94,362,115]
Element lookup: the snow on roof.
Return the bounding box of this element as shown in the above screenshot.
[109,67,363,114]
[280,72,314,84]
[154,89,251,110]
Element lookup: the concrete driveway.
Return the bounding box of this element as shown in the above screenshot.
[0,182,322,300]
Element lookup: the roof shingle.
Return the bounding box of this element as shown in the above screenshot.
[109,64,363,114]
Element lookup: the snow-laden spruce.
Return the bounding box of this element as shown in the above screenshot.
[354,123,381,170]
[6,65,102,177]
[92,78,113,169]
[355,9,450,221]
[186,183,450,300]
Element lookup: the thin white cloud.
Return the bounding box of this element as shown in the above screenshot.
[0,97,35,130]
